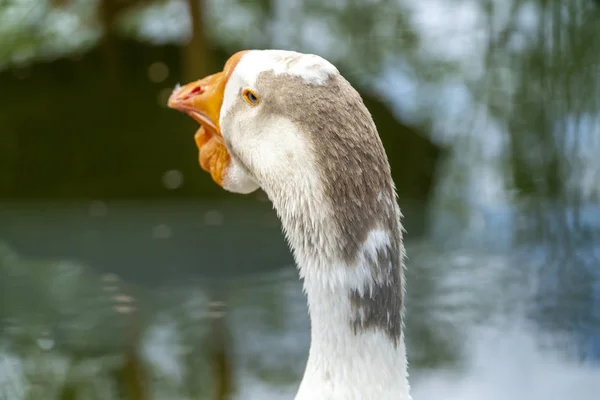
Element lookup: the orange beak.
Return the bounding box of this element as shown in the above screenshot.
[167,72,225,135]
[167,50,248,136]
[168,51,248,185]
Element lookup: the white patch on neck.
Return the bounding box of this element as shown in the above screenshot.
[235,50,339,87]
[299,228,393,294]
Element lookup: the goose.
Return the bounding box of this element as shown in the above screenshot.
[168,50,411,400]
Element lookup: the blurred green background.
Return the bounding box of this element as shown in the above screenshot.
[1,0,600,399]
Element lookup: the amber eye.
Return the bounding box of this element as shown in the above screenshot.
[243,88,260,106]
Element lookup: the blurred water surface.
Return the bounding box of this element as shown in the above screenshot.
[1,200,600,399]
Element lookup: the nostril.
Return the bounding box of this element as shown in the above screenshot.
[182,85,203,100]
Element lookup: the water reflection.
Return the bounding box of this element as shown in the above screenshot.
[1,201,599,399]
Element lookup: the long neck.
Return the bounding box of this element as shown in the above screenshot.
[269,189,411,400]
[257,118,411,398]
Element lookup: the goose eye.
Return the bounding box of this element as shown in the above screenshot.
[243,88,260,106]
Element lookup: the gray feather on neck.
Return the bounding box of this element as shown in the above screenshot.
[255,71,406,345]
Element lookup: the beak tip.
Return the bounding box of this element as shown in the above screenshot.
[167,84,184,109]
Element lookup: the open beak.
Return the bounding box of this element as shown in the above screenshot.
[168,72,225,135]
[168,51,248,186]
[167,51,248,137]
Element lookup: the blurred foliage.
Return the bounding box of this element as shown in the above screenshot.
[0,0,442,200]
[0,0,100,70]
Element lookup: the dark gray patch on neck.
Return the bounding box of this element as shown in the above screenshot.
[255,71,405,344]
[349,238,403,346]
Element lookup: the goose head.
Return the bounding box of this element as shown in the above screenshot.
[169,50,410,400]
